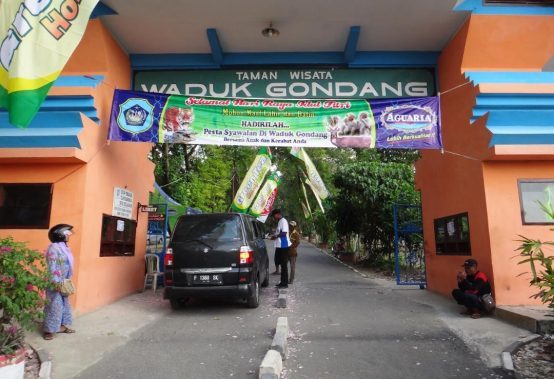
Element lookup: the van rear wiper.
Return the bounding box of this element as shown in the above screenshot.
[183,239,213,249]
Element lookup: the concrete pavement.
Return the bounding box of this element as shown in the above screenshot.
[281,244,529,378]
[338,258,532,369]
[28,242,530,378]
[27,290,171,379]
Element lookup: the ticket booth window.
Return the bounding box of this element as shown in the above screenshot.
[0,184,52,229]
[100,214,137,257]
[518,180,554,225]
[434,212,471,255]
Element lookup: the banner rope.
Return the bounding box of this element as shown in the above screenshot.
[437,81,472,97]
[440,148,481,161]
[437,81,481,161]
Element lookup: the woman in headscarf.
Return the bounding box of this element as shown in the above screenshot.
[43,224,76,340]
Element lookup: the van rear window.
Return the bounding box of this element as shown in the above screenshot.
[173,215,241,242]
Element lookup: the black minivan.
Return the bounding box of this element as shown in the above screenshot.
[163,213,270,309]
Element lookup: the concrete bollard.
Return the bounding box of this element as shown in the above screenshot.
[271,317,289,359]
[259,350,282,379]
[501,352,514,371]
[276,316,288,330]
[36,348,52,379]
[276,293,287,308]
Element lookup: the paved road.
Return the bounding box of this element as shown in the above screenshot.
[283,244,508,379]
[77,243,507,379]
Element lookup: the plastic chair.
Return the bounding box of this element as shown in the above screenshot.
[144,253,163,292]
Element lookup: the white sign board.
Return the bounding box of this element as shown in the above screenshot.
[112,187,134,219]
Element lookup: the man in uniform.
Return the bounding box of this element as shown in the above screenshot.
[288,221,300,284]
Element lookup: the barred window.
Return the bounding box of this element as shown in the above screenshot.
[0,184,52,229]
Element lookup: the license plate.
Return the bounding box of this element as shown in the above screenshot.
[192,274,222,285]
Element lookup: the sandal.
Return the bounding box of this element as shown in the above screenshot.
[43,332,54,340]
[58,325,76,333]
[470,313,481,319]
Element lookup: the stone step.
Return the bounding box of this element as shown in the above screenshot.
[495,305,554,334]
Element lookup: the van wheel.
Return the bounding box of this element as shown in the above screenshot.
[261,265,269,287]
[170,298,188,310]
[246,278,260,308]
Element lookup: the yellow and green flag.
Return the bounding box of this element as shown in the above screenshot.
[300,180,312,217]
[291,147,330,200]
[231,147,272,213]
[301,170,325,213]
[248,172,281,223]
[0,0,99,127]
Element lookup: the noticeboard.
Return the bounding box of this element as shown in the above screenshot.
[112,187,134,220]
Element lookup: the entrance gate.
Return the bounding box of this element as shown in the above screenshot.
[393,204,426,288]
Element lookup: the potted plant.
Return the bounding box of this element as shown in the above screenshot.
[0,237,52,379]
[516,201,554,310]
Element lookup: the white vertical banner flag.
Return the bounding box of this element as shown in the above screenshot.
[290,147,329,200]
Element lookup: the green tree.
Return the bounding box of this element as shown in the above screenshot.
[150,143,200,206]
[331,158,419,260]
[148,143,420,255]
[150,144,257,211]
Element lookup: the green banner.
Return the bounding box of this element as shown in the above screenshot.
[231,147,272,212]
[110,90,443,149]
[134,68,435,99]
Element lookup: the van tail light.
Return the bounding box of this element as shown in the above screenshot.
[239,246,254,265]
[164,248,173,268]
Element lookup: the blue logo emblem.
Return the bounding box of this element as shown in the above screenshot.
[117,98,154,133]
[380,105,437,133]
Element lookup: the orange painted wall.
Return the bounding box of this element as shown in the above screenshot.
[416,14,554,305]
[0,164,86,274]
[483,162,554,305]
[68,21,154,314]
[463,15,554,71]
[0,20,155,314]
[416,19,495,299]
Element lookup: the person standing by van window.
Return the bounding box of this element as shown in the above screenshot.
[270,209,291,288]
[43,224,76,340]
[288,221,300,284]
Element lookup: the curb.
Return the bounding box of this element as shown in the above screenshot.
[258,317,289,379]
[500,334,541,374]
[270,317,289,360]
[276,293,287,308]
[276,287,287,308]
[35,347,52,379]
[318,248,369,278]
[259,350,282,379]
